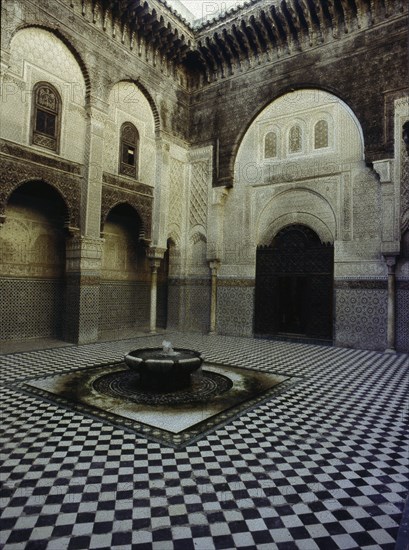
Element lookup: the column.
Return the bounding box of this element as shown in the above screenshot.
[82,102,107,237]
[208,260,220,334]
[65,235,104,344]
[147,247,166,334]
[384,255,397,353]
[64,94,107,343]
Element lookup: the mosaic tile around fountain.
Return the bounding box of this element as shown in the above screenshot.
[10,361,301,449]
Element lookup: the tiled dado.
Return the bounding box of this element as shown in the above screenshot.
[334,279,388,351]
[99,281,151,332]
[0,277,65,340]
[334,279,388,290]
[168,278,211,333]
[396,279,409,353]
[217,279,255,338]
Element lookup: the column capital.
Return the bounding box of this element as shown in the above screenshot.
[147,246,167,261]
[208,259,221,272]
[373,159,394,183]
[383,254,398,272]
[212,186,230,206]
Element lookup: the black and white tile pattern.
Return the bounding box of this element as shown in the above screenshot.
[1,333,408,549]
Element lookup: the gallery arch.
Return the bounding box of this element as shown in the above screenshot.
[99,204,150,338]
[0,181,67,340]
[218,88,387,347]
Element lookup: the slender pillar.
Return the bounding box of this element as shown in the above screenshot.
[208,260,220,334]
[149,260,160,333]
[384,255,397,353]
[147,247,166,334]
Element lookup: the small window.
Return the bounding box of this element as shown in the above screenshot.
[119,122,139,178]
[32,82,61,152]
[264,131,277,158]
[314,120,329,149]
[289,125,302,153]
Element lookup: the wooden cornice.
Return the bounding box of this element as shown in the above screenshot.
[74,0,407,87]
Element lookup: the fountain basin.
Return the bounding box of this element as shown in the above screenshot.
[124,347,204,391]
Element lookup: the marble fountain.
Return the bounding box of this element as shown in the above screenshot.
[124,340,204,391]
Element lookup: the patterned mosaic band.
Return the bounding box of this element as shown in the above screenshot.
[169,278,210,287]
[217,279,255,287]
[334,279,388,290]
[397,280,409,290]
[66,274,101,285]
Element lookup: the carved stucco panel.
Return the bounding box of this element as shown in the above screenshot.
[352,168,381,241]
[168,157,184,243]
[190,160,209,229]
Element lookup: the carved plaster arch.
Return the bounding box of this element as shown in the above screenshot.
[100,197,151,241]
[190,229,207,244]
[259,213,334,246]
[257,188,337,245]
[167,225,182,248]
[0,177,77,231]
[9,25,91,101]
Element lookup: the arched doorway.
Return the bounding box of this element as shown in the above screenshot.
[0,181,67,341]
[255,224,334,342]
[100,204,149,337]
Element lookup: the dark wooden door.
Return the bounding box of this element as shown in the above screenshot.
[255,225,333,340]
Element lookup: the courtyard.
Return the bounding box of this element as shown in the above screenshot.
[1,333,408,549]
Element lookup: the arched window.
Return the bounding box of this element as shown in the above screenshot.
[314,120,329,149]
[119,122,139,178]
[264,131,277,158]
[289,125,302,153]
[32,82,61,152]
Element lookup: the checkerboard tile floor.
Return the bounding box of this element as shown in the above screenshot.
[1,332,408,549]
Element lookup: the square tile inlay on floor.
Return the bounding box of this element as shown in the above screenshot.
[12,361,300,448]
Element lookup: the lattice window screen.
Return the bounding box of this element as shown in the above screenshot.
[314,120,329,149]
[264,131,277,158]
[289,125,302,153]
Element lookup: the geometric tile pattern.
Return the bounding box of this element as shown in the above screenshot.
[11,361,296,449]
[217,285,255,337]
[335,287,388,351]
[396,286,409,353]
[0,278,64,340]
[1,333,408,549]
[98,282,150,332]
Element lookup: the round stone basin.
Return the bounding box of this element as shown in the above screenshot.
[124,348,204,392]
